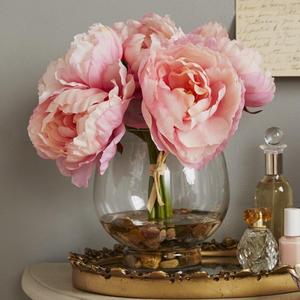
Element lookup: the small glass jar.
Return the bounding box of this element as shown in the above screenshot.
[238,208,278,273]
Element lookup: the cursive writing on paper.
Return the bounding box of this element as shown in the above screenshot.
[236,0,300,76]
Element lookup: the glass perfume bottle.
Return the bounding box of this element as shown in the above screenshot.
[237,208,278,273]
[254,127,293,241]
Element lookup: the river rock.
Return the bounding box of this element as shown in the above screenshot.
[160,259,179,268]
[140,254,161,269]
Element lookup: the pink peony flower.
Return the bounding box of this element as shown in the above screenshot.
[139,43,244,169]
[29,79,134,187]
[192,22,229,39]
[38,23,123,102]
[187,23,275,107]
[114,13,184,77]
[29,24,135,187]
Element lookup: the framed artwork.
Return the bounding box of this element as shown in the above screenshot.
[236,0,300,76]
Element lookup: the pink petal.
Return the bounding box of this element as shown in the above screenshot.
[71,160,95,188]
[99,125,126,175]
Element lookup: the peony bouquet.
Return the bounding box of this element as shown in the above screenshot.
[28,13,275,220]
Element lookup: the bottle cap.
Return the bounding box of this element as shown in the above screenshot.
[260,127,286,175]
[284,208,300,236]
[243,207,272,228]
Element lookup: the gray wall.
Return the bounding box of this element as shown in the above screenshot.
[0,0,299,299]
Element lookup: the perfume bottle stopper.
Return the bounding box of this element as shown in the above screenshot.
[264,127,283,145]
[244,207,272,228]
[260,127,286,175]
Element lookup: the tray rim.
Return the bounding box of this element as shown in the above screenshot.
[69,241,300,298]
[72,267,299,299]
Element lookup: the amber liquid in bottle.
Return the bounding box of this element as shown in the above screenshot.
[254,174,293,241]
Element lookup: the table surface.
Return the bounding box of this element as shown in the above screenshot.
[22,263,300,300]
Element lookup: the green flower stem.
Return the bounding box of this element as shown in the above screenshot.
[157,178,166,220]
[146,137,160,220]
[127,128,173,221]
[160,175,173,219]
[148,177,156,220]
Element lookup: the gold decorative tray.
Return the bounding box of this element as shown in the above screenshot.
[69,239,299,299]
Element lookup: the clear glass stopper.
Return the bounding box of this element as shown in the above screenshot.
[264,127,283,145]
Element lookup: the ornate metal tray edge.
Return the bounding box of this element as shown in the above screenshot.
[69,239,300,299]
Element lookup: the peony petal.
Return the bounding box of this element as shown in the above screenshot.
[47,88,107,114]
[99,125,126,175]
[71,160,95,188]
[38,59,65,103]
[192,22,229,39]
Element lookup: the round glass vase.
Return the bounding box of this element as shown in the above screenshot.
[94,131,229,270]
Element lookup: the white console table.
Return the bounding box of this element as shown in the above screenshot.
[22,263,300,300]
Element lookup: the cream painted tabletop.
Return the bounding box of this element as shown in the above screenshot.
[21,263,300,300]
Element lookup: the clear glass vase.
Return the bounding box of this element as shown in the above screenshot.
[94,131,229,269]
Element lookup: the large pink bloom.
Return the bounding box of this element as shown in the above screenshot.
[113,13,184,129]
[189,23,275,107]
[139,43,244,169]
[114,13,184,76]
[29,77,134,187]
[29,24,135,187]
[38,23,123,102]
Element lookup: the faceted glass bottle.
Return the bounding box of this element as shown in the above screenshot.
[254,127,293,241]
[237,208,278,273]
